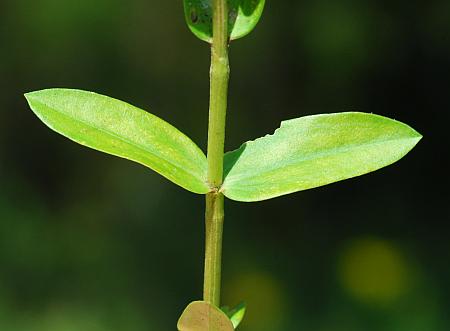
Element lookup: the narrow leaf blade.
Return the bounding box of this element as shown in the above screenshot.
[25,89,209,194]
[178,301,235,331]
[222,112,422,202]
[184,0,266,43]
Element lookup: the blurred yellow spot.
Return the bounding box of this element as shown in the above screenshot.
[338,238,412,305]
[223,271,287,331]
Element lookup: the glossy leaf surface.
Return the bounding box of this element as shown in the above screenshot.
[222,112,422,202]
[178,301,234,331]
[184,0,265,42]
[25,89,209,194]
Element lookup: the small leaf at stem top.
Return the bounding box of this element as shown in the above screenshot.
[25,89,209,194]
[221,112,422,202]
[223,302,246,328]
[184,0,266,43]
[178,301,235,331]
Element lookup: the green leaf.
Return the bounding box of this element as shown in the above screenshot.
[178,301,235,331]
[222,112,422,202]
[224,302,246,328]
[184,0,266,43]
[25,89,209,194]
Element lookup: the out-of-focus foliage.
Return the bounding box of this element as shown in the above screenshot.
[338,238,413,306]
[0,1,448,331]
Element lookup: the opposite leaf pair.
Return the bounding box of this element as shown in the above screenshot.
[25,89,422,203]
[184,0,266,43]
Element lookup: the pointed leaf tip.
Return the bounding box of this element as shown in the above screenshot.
[222,112,421,202]
[25,88,209,194]
[224,302,246,328]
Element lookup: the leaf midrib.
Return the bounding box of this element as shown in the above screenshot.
[223,135,418,186]
[35,99,208,186]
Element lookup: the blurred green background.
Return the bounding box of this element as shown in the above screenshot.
[1,0,449,330]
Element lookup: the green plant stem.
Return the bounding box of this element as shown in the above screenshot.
[207,0,229,187]
[204,192,225,306]
[204,0,229,307]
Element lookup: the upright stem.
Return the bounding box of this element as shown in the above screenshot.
[204,0,229,307]
[207,0,229,187]
[204,193,225,306]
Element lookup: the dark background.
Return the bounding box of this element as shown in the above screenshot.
[0,1,449,330]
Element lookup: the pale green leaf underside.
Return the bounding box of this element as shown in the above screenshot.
[184,0,265,42]
[178,301,235,331]
[222,112,422,202]
[25,89,209,194]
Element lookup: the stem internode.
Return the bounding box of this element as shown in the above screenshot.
[203,0,229,307]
